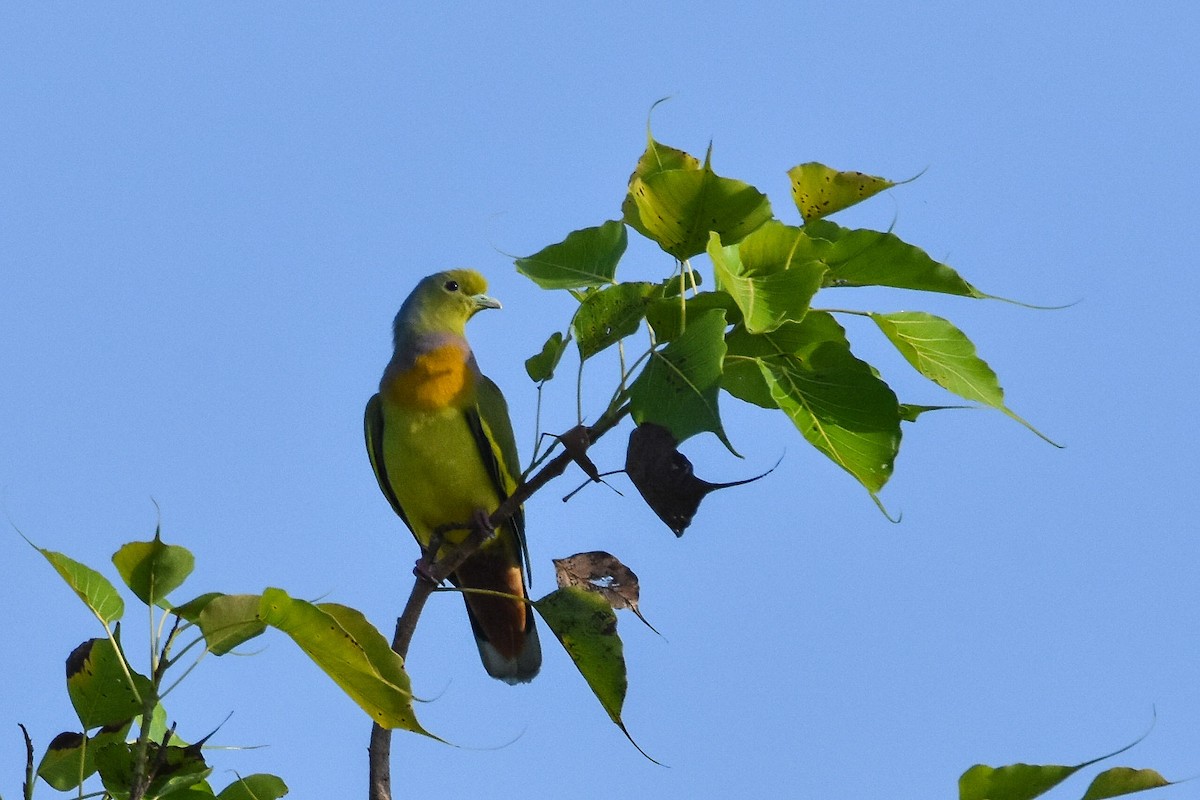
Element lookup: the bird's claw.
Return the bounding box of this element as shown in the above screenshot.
[412,554,439,585]
[472,509,495,537]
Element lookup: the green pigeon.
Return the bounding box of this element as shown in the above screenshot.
[364,269,540,683]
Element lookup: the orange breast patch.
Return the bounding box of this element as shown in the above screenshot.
[385,343,476,410]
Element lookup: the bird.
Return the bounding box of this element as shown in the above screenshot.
[364,269,541,684]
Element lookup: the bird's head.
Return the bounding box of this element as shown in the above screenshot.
[393,269,501,342]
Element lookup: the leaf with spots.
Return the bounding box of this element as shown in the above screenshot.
[258,588,433,736]
[573,281,656,360]
[111,527,195,608]
[804,219,985,297]
[626,134,702,184]
[516,220,627,289]
[788,162,895,222]
[708,228,826,334]
[65,638,153,729]
[534,587,658,763]
[624,144,772,260]
[553,550,658,632]
[629,308,735,453]
[870,311,1056,444]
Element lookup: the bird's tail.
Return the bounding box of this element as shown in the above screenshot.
[453,551,542,684]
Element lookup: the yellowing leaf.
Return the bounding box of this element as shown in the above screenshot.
[708,230,825,334]
[197,594,267,656]
[870,311,1057,444]
[789,162,895,222]
[259,588,432,735]
[36,546,124,624]
[623,143,772,259]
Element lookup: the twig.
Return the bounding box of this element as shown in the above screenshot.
[367,403,631,800]
[19,723,34,800]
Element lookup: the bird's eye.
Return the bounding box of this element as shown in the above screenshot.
[443,279,460,292]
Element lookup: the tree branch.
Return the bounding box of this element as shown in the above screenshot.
[367,404,630,800]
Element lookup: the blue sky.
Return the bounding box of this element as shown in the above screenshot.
[3,3,1199,798]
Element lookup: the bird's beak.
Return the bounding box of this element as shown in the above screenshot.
[473,293,502,311]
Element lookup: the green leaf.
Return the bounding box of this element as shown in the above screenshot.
[707,228,826,334]
[760,353,901,494]
[96,740,211,800]
[111,528,195,607]
[899,403,967,422]
[36,731,88,791]
[258,588,432,735]
[788,162,895,222]
[959,762,1080,800]
[658,267,703,297]
[629,308,735,453]
[197,594,267,656]
[725,312,901,493]
[870,311,1055,443]
[534,587,656,762]
[171,592,223,624]
[624,146,772,260]
[66,638,153,729]
[722,311,853,409]
[1080,767,1171,800]
[216,773,289,800]
[167,784,219,799]
[36,546,124,624]
[573,281,656,360]
[525,331,569,383]
[805,219,984,297]
[645,291,739,344]
[516,221,627,289]
[36,724,129,791]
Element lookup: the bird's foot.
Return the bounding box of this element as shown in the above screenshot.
[412,533,443,584]
[412,554,439,584]
[471,509,495,538]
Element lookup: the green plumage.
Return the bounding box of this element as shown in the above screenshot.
[365,270,540,683]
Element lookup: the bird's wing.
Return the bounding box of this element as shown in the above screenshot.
[364,392,413,534]
[465,374,530,580]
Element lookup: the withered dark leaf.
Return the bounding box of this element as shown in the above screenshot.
[625,422,774,536]
[553,550,659,634]
[557,424,601,482]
